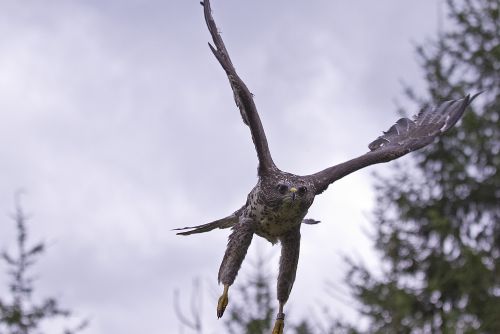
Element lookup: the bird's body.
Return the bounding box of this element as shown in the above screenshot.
[175,1,478,333]
[180,171,316,243]
[245,173,315,243]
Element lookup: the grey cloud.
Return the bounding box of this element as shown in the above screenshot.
[0,1,439,333]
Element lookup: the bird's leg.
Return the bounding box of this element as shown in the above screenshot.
[272,226,301,334]
[217,217,256,318]
[272,303,285,334]
[217,284,229,318]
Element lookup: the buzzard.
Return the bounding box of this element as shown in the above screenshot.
[176,1,478,333]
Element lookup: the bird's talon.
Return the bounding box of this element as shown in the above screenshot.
[272,313,285,334]
[217,284,229,318]
[272,319,284,334]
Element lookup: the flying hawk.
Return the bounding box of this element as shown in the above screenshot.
[176,1,478,333]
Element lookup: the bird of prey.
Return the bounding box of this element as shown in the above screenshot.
[175,1,478,333]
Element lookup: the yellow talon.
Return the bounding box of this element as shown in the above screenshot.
[217,284,229,318]
[272,313,285,334]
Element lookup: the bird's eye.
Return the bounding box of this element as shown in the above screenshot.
[277,184,288,194]
[298,186,307,196]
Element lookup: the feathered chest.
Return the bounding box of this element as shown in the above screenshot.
[243,190,308,243]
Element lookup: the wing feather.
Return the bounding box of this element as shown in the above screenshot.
[201,0,276,175]
[308,93,479,194]
[174,213,238,236]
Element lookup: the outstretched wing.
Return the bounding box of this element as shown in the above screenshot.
[201,0,276,175]
[308,94,479,194]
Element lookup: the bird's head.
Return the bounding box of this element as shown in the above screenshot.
[261,174,315,211]
[276,183,309,203]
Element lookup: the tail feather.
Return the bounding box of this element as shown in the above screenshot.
[174,215,238,236]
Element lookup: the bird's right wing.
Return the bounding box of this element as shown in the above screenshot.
[201,0,276,175]
[308,94,479,194]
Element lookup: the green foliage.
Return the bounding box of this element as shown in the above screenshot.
[344,0,500,333]
[0,198,87,334]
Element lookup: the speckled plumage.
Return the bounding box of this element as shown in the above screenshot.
[174,1,478,332]
[246,173,315,244]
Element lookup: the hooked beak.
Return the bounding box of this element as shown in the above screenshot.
[290,187,297,201]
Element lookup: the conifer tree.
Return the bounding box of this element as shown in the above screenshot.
[344,0,499,332]
[0,198,87,334]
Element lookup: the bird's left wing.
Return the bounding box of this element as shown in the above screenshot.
[307,94,479,194]
[201,0,276,175]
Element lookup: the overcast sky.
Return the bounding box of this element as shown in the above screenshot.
[0,1,440,333]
